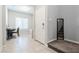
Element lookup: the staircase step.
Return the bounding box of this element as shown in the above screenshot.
[48,40,79,53]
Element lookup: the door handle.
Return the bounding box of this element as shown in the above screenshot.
[42,22,44,29]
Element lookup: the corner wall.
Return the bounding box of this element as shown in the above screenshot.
[0,5,3,52]
[47,5,79,43]
[58,5,79,42]
[47,5,59,42]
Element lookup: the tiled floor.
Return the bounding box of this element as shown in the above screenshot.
[2,31,57,53]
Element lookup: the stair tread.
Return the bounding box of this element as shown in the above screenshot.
[48,40,79,53]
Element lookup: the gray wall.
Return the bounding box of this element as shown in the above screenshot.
[58,5,79,42]
[47,5,59,41]
[0,6,3,52]
[2,6,7,44]
[47,5,79,42]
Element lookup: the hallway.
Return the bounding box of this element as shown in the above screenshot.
[2,31,56,53]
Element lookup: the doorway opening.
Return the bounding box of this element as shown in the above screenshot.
[3,5,34,53]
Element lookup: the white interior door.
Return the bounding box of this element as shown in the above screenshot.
[35,6,46,45]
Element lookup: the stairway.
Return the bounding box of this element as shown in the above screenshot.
[57,18,64,40]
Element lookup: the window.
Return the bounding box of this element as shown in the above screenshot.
[16,17,28,29]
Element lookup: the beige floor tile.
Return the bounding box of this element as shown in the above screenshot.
[2,31,57,53]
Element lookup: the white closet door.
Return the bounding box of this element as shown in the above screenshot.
[35,6,46,45]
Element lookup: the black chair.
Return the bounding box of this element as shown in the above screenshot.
[12,28,20,36]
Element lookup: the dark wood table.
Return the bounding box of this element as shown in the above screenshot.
[6,28,16,40]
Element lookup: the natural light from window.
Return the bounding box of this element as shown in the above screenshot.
[16,17,28,30]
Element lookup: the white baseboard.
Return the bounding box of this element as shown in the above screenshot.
[47,38,79,44]
[65,39,79,44]
[47,39,56,43]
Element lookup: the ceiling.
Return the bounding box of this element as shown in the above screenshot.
[6,5,35,14]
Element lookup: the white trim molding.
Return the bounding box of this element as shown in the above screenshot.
[65,39,79,44]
